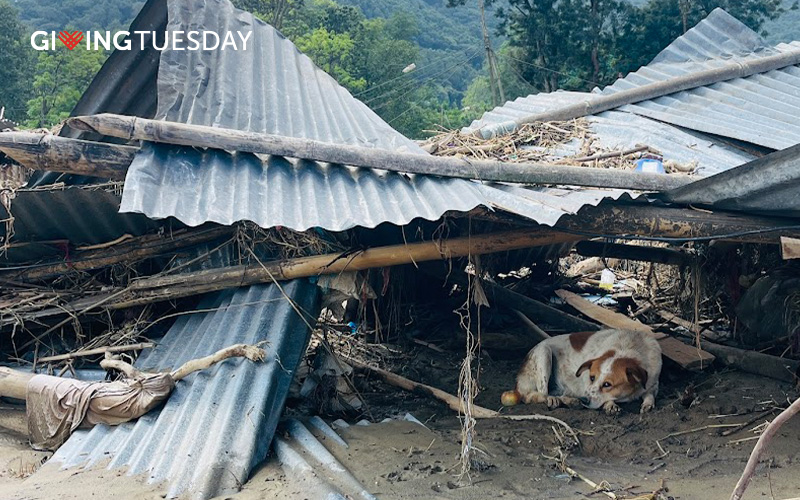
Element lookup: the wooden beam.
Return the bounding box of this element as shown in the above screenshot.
[654,310,726,342]
[513,309,551,341]
[781,236,800,259]
[0,226,233,282]
[555,289,714,370]
[0,132,134,180]
[66,114,693,191]
[561,204,800,244]
[701,341,799,383]
[575,240,691,265]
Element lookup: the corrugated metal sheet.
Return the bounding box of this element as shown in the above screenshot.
[0,185,158,263]
[467,9,800,154]
[663,142,800,216]
[464,91,756,177]
[154,0,421,153]
[121,0,624,231]
[50,280,321,499]
[124,142,488,231]
[121,0,474,230]
[29,0,166,187]
[478,184,635,226]
[600,9,800,150]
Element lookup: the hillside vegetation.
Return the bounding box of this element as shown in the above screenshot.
[2,0,795,139]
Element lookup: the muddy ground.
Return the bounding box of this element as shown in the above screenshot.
[1,345,799,500]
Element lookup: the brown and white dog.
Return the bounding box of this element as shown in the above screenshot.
[502,329,662,415]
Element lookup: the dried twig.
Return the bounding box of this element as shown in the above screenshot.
[37,342,155,363]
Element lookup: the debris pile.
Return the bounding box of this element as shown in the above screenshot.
[424,119,698,174]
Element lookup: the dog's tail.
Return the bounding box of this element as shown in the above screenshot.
[501,389,521,407]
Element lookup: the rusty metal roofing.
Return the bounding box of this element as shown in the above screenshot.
[50,280,321,499]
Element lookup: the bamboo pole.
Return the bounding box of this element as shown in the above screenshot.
[65,114,693,191]
[5,228,581,325]
[106,228,584,309]
[575,240,691,265]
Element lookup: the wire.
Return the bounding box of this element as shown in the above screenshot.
[556,224,800,243]
[362,46,483,107]
[352,46,483,99]
[501,52,601,88]
[366,47,484,112]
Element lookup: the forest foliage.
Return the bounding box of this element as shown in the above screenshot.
[1,0,797,138]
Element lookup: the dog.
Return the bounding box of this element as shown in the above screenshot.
[501,329,662,415]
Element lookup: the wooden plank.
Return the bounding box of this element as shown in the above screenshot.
[66,113,693,191]
[555,289,665,338]
[654,309,726,343]
[781,236,800,259]
[555,289,714,370]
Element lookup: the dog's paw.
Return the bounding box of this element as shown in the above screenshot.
[640,401,655,414]
[559,396,581,408]
[602,401,621,416]
[546,396,562,409]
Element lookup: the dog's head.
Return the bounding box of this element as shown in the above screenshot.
[575,350,648,409]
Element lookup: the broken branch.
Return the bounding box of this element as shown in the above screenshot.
[0,132,134,180]
[344,356,579,443]
[731,396,800,500]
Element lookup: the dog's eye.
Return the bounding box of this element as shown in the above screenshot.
[589,375,595,382]
[602,382,612,388]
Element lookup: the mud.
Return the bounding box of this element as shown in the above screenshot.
[1,351,799,500]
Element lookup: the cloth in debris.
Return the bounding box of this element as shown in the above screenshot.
[26,373,175,450]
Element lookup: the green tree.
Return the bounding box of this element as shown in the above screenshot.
[0,1,35,122]
[491,0,629,92]
[14,0,145,32]
[25,45,106,128]
[467,0,789,94]
[232,0,305,30]
[463,44,536,112]
[295,27,367,92]
[617,0,791,77]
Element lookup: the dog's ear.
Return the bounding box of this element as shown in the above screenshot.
[625,363,648,388]
[575,358,595,377]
